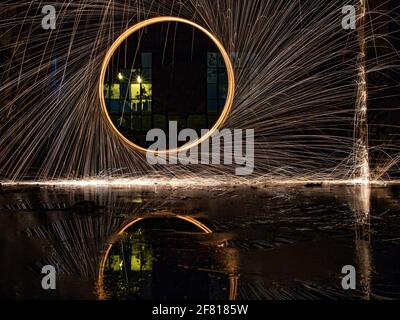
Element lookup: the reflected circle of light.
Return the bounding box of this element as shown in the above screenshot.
[99,16,235,154]
[97,214,238,300]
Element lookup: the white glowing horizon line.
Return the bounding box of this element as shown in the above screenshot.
[0,178,397,188]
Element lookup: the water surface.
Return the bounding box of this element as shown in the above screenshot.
[0,185,399,300]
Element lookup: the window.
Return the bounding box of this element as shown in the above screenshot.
[105,52,153,131]
[207,52,228,119]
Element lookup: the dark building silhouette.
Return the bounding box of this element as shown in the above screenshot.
[367,0,400,176]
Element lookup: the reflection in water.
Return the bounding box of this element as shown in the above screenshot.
[350,185,371,239]
[2,185,400,299]
[346,185,372,300]
[98,215,238,300]
[355,240,372,300]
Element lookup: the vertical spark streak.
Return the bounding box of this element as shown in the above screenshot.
[346,185,372,299]
[351,2,372,295]
[353,0,370,184]
[354,185,372,300]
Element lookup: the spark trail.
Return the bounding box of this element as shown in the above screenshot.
[0,0,399,184]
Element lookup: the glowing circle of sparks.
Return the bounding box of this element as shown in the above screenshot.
[99,16,235,154]
[97,215,219,300]
[97,214,238,300]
